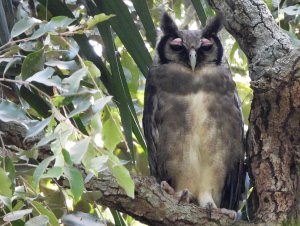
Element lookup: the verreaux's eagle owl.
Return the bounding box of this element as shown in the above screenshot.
[143,13,245,216]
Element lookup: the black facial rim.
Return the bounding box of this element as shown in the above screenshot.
[210,34,223,65]
[157,35,172,64]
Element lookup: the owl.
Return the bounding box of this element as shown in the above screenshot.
[143,13,245,218]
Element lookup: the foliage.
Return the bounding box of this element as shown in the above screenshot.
[0,0,298,225]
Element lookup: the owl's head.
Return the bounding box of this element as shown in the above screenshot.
[154,13,224,71]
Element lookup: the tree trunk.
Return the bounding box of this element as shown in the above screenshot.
[208,0,300,223]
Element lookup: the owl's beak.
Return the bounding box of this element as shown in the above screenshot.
[189,48,197,71]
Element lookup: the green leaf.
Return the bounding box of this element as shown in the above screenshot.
[191,0,208,26]
[26,67,62,89]
[96,0,152,76]
[85,60,101,78]
[110,209,127,226]
[32,156,55,190]
[0,101,29,123]
[25,117,52,140]
[47,16,75,28]
[264,0,273,10]
[92,96,112,113]
[62,67,88,94]
[21,48,45,80]
[31,16,75,40]
[68,100,91,118]
[283,30,300,47]
[45,60,78,71]
[3,209,33,222]
[4,157,16,191]
[25,215,49,226]
[11,17,40,38]
[102,113,122,152]
[40,167,63,179]
[131,0,156,47]
[68,138,90,164]
[20,86,51,118]
[0,195,12,210]
[283,5,300,16]
[0,168,13,197]
[4,58,18,77]
[89,155,109,173]
[30,201,60,226]
[64,166,84,203]
[236,81,253,125]
[62,148,73,165]
[87,13,115,29]
[108,153,134,198]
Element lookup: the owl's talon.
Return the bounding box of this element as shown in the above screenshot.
[160,181,175,195]
[220,208,238,221]
[205,202,214,219]
[177,188,189,204]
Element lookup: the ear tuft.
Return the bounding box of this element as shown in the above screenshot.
[161,13,178,36]
[202,14,223,37]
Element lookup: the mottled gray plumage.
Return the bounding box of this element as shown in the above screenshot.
[143,13,244,210]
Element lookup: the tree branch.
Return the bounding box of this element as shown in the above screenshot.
[208,0,293,80]
[85,174,260,226]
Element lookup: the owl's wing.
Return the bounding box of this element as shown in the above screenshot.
[142,69,160,179]
[220,89,246,210]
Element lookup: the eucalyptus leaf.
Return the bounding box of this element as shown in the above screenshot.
[87,13,115,29]
[68,101,91,118]
[30,201,60,226]
[68,137,90,164]
[62,67,88,94]
[0,168,12,197]
[31,16,75,40]
[25,215,49,226]
[21,48,45,80]
[102,113,122,152]
[40,167,63,179]
[0,101,29,123]
[108,153,134,198]
[32,156,56,190]
[64,166,84,203]
[85,60,101,78]
[92,96,112,113]
[26,67,63,89]
[3,58,18,77]
[90,155,109,173]
[45,60,78,71]
[0,195,12,210]
[3,209,33,222]
[11,17,40,38]
[283,5,300,16]
[25,117,51,140]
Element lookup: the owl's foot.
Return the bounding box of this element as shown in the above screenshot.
[205,202,215,219]
[203,202,237,221]
[160,181,192,204]
[177,188,190,204]
[219,208,238,221]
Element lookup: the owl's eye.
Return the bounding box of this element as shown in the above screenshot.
[200,38,213,51]
[170,38,183,51]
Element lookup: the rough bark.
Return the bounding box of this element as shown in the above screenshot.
[208,0,300,223]
[85,174,264,226]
